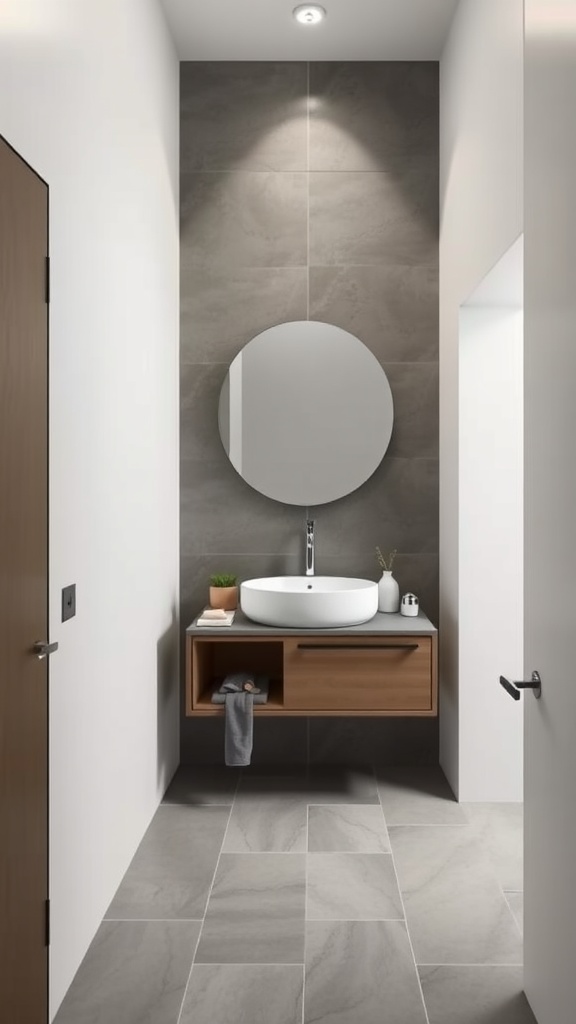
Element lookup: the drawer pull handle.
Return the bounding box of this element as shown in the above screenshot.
[296,643,419,651]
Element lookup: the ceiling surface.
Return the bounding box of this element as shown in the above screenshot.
[160,0,459,61]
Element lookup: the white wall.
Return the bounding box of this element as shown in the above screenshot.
[459,301,523,801]
[0,1,179,1016]
[439,0,523,798]
[524,3,576,1018]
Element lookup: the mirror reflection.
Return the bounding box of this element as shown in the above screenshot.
[218,320,394,506]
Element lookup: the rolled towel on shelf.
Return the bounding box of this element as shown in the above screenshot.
[211,674,270,705]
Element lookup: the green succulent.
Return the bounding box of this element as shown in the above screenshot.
[209,573,238,588]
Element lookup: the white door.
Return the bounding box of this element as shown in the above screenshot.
[523,4,576,1021]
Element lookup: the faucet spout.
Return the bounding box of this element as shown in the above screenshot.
[306,519,315,577]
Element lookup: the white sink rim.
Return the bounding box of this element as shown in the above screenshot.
[240,575,378,629]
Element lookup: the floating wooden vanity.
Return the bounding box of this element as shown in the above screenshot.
[186,610,437,717]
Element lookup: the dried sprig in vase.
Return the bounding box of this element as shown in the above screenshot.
[375,547,399,613]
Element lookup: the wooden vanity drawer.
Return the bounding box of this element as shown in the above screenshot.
[283,636,434,713]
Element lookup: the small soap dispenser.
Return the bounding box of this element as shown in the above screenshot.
[401,593,419,617]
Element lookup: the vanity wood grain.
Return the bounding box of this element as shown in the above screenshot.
[284,637,434,713]
[186,614,437,718]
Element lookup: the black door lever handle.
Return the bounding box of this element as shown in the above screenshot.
[499,671,542,700]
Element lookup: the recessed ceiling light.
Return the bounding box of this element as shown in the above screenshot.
[293,5,326,26]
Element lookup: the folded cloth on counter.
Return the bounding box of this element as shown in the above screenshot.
[212,672,270,767]
[196,608,236,627]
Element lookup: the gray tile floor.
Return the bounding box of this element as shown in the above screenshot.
[54,764,536,1024]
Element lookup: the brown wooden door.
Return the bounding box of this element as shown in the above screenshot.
[0,137,49,1022]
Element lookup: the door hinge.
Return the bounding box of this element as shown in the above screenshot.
[45,899,50,947]
[45,256,50,304]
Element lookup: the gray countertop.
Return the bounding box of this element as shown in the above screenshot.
[187,608,437,637]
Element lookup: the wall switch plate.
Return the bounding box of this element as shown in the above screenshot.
[61,584,76,622]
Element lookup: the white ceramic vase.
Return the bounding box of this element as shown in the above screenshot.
[378,571,399,613]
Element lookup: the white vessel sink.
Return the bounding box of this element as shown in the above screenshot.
[240,576,378,629]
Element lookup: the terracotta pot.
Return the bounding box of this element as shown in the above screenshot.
[209,585,238,611]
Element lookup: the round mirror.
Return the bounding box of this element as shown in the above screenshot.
[218,320,394,506]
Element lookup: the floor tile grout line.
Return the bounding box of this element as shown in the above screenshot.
[502,891,524,941]
[417,962,525,968]
[306,851,394,856]
[379,789,431,1024]
[305,921,403,929]
[104,918,204,923]
[187,962,307,967]
[306,800,381,805]
[386,822,470,829]
[202,849,307,856]
[174,773,241,1024]
[306,802,382,807]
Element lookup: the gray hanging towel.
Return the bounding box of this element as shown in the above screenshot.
[214,672,269,767]
[224,690,254,767]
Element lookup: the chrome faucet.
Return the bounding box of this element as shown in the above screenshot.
[306,519,315,576]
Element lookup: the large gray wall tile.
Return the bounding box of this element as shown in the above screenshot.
[180,717,230,766]
[180,363,228,462]
[314,458,439,557]
[180,62,439,763]
[53,920,200,1024]
[389,553,439,627]
[180,553,304,639]
[305,920,428,1024]
[309,170,438,266]
[309,264,439,362]
[181,62,307,172]
[181,172,307,267]
[245,718,309,767]
[302,552,439,627]
[181,267,308,365]
[309,62,439,172]
[309,715,439,767]
[181,964,303,1024]
[385,363,439,459]
[105,805,228,920]
[182,551,438,629]
[180,705,308,767]
[181,459,304,558]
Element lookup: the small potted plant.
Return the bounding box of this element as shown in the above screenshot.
[209,573,239,611]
